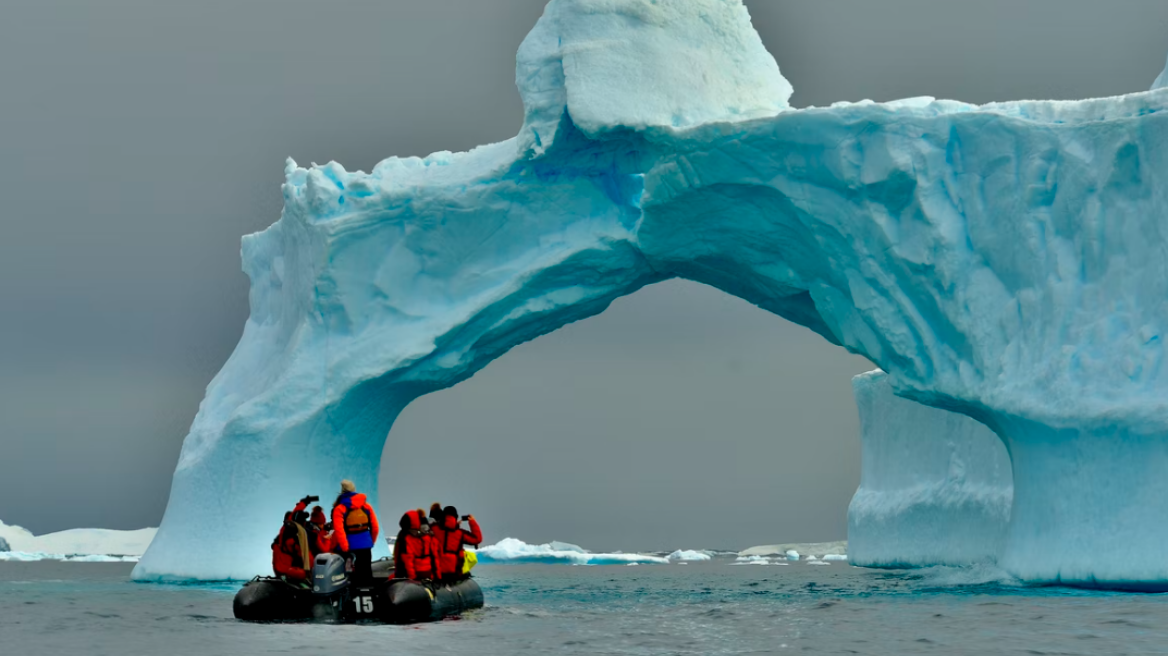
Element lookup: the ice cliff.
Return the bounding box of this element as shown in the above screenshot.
[848,371,1011,568]
[136,0,1168,586]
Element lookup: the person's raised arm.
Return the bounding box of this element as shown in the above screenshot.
[464,515,483,546]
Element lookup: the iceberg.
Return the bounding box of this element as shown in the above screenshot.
[1154,53,1168,91]
[848,371,1012,567]
[666,549,713,562]
[739,541,847,560]
[0,519,155,558]
[137,0,1168,587]
[733,555,786,566]
[476,538,669,565]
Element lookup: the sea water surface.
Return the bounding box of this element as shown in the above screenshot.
[2,559,1166,655]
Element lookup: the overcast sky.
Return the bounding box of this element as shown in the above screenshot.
[1,1,1166,552]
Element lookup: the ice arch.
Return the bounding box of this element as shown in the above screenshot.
[136,0,1168,584]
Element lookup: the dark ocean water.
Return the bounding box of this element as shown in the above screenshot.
[2,560,1166,655]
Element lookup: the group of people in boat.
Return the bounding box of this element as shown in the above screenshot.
[272,479,483,587]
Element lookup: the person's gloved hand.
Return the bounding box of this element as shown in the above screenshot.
[299,495,319,505]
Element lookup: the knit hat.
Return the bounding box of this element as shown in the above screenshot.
[429,503,443,522]
[444,505,459,518]
[340,479,356,493]
[310,506,326,525]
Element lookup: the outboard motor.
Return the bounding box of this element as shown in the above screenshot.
[312,553,350,595]
[310,553,351,621]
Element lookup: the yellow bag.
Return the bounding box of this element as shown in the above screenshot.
[461,550,478,574]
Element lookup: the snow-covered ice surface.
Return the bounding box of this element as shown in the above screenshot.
[136,0,1168,587]
[848,370,1012,567]
[0,519,154,559]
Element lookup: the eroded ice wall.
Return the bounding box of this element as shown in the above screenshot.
[848,371,1011,567]
[138,0,1168,585]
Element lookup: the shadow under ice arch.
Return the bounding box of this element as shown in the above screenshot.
[136,0,1168,585]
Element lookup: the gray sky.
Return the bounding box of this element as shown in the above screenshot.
[1,1,1166,551]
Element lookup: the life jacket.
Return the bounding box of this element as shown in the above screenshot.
[332,492,378,551]
[345,505,370,533]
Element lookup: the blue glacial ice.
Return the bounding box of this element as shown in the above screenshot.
[848,370,1012,568]
[135,0,1168,586]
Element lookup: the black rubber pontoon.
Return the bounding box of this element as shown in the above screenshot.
[233,556,483,623]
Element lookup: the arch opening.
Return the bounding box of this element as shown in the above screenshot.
[379,279,873,554]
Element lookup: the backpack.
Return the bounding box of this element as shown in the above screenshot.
[345,505,370,533]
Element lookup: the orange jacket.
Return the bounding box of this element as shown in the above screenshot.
[331,492,379,552]
[432,514,482,577]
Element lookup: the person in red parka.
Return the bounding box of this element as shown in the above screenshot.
[331,480,380,586]
[308,506,335,555]
[432,505,483,581]
[393,509,437,581]
[272,495,317,584]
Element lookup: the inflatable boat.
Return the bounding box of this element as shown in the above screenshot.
[233,553,484,623]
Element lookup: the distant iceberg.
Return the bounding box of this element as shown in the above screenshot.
[739,541,848,561]
[477,538,669,565]
[0,552,140,563]
[667,550,713,562]
[0,519,155,559]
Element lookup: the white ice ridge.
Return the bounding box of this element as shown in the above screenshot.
[847,371,1012,568]
[136,0,1168,586]
[1154,52,1168,91]
[0,519,155,558]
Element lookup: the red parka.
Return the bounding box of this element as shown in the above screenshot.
[272,501,311,581]
[394,510,437,580]
[432,514,482,578]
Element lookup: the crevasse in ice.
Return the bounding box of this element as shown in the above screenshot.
[135,0,1168,585]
